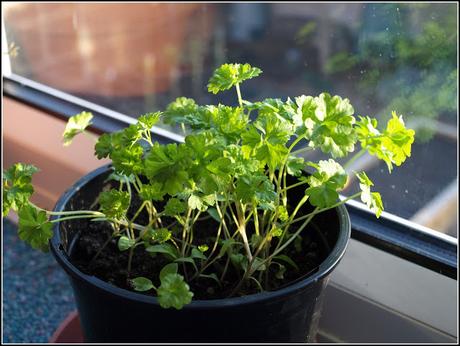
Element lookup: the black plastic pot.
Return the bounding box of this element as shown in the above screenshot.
[50,164,351,343]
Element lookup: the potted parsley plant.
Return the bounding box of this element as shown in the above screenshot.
[3,63,415,342]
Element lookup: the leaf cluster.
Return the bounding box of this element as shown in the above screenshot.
[3,63,415,310]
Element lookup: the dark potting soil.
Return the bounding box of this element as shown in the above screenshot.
[66,180,334,300]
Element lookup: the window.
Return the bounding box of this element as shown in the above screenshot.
[2,3,457,343]
[3,2,457,239]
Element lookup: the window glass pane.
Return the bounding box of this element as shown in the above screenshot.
[3,3,457,237]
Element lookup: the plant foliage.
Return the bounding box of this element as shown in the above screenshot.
[3,63,415,309]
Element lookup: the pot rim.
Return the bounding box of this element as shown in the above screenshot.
[50,164,351,309]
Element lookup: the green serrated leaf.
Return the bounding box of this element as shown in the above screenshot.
[151,228,172,244]
[94,133,115,159]
[139,182,165,201]
[163,97,200,126]
[144,143,190,195]
[188,195,203,211]
[188,194,215,212]
[277,206,289,222]
[131,277,155,291]
[286,156,305,177]
[206,157,233,176]
[18,204,52,252]
[381,112,415,172]
[164,198,187,216]
[305,159,347,208]
[356,172,384,218]
[235,173,276,206]
[138,112,161,130]
[98,189,130,219]
[207,63,262,94]
[207,105,249,142]
[356,112,415,173]
[242,113,293,170]
[3,163,39,216]
[63,111,93,146]
[356,171,373,186]
[157,273,193,309]
[299,93,357,158]
[110,144,144,176]
[270,227,283,238]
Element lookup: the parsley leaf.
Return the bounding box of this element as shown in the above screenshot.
[157,273,194,309]
[152,228,172,244]
[63,111,93,146]
[207,63,262,94]
[144,143,190,195]
[138,112,161,130]
[110,144,144,175]
[208,105,249,142]
[98,190,130,219]
[235,173,276,207]
[163,97,200,126]
[305,159,347,208]
[139,182,165,201]
[242,113,293,170]
[94,133,117,159]
[3,163,39,216]
[298,93,357,158]
[356,172,384,218]
[286,156,305,176]
[254,98,298,123]
[164,198,187,216]
[188,194,215,212]
[356,112,415,172]
[18,204,53,252]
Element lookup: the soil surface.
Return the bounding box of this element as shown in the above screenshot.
[66,183,336,300]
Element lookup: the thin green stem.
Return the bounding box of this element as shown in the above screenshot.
[277,135,306,187]
[236,202,252,262]
[235,83,243,107]
[127,246,135,277]
[280,179,309,193]
[253,205,260,236]
[265,207,319,264]
[31,202,102,216]
[181,208,192,257]
[343,148,366,171]
[289,192,361,225]
[50,214,102,223]
[130,201,147,223]
[219,256,231,282]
